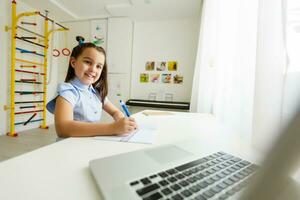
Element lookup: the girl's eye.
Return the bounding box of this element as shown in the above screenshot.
[84,60,92,65]
[97,65,102,69]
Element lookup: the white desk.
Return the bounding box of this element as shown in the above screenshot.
[0,111,261,200]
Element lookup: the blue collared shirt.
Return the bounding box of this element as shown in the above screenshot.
[46,78,108,122]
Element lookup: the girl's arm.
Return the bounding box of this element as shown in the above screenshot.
[103,100,125,121]
[54,96,136,137]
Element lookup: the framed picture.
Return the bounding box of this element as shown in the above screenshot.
[168,61,177,71]
[173,74,183,84]
[145,61,155,71]
[156,61,166,71]
[150,74,160,83]
[140,73,149,83]
[161,73,172,83]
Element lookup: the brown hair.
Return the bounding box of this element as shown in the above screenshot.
[65,42,108,104]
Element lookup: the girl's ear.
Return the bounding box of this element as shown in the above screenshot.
[70,57,76,68]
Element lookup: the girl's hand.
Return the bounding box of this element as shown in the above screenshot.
[112,111,125,121]
[112,117,137,134]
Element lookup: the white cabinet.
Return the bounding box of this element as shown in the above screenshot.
[106,18,133,106]
[107,18,133,74]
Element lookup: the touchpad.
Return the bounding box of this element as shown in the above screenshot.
[145,145,192,165]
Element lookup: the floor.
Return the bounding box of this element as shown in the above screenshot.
[0,125,57,162]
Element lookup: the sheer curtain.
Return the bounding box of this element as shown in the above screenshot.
[251,0,287,151]
[282,0,300,125]
[190,0,219,114]
[191,0,258,141]
[191,0,289,149]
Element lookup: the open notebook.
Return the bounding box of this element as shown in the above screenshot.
[94,124,157,144]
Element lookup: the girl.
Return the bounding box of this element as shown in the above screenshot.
[47,37,137,138]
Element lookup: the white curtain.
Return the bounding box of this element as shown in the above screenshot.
[191,0,259,141]
[190,0,219,114]
[282,0,300,125]
[251,0,287,151]
[191,0,290,149]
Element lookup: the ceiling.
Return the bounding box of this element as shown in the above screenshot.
[21,0,202,22]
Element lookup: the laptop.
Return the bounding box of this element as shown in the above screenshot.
[89,109,300,200]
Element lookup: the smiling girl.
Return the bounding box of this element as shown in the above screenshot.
[47,37,137,138]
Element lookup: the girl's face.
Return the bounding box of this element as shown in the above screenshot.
[70,48,105,86]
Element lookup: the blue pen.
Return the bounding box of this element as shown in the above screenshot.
[119,100,131,117]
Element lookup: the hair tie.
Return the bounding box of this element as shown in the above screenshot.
[76,36,85,45]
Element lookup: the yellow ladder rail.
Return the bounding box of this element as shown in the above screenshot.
[6,0,68,136]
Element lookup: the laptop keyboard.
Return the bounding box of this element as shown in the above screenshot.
[129,152,258,200]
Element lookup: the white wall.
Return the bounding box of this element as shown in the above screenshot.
[130,18,199,102]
